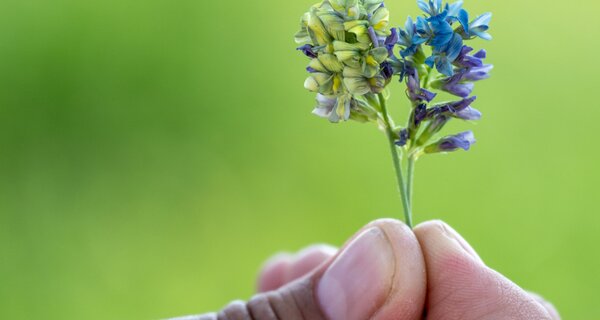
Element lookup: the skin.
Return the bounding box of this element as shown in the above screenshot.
[172,219,560,320]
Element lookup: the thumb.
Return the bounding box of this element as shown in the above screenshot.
[174,219,426,320]
[414,220,559,320]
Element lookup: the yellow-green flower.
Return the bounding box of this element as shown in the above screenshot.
[295,0,393,122]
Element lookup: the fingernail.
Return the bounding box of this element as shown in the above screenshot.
[438,222,483,264]
[317,227,395,320]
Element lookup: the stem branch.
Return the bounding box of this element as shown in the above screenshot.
[378,93,413,228]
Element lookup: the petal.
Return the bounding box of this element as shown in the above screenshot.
[473,49,487,59]
[446,34,464,61]
[455,107,482,120]
[319,54,344,72]
[417,0,431,15]
[425,55,436,68]
[458,9,469,32]
[343,77,371,95]
[369,47,390,63]
[308,58,328,73]
[470,12,492,28]
[436,56,454,76]
[472,29,492,40]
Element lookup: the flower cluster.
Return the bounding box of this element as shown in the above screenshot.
[294,0,492,226]
[295,0,396,122]
[392,0,492,155]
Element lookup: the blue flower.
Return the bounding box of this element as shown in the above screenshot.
[459,12,492,40]
[425,33,463,76]
[417,0,444,17]
[445,1,464,19]
[397,18,426,57]
[416,16,454,51]
[425,130,476,153]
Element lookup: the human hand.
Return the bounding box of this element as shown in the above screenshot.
[174,219,559,320]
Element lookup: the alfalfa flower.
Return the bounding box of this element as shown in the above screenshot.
[294,0,493,227]
[295,0,395,123]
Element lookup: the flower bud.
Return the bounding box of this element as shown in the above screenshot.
[424,131,476,153]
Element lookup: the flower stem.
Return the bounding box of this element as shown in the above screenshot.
[378,93,413,228]
[407,155,416,209]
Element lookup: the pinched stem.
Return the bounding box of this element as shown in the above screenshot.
[406,155,416,209]
[378,93,413,228]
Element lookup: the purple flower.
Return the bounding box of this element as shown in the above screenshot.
[454,46,486,68]
[416,114,450,146]
[454,107,482,120]
[368,27,380,47]
[434,73,474,97]
[463,64,493,81]
[381,61,394,80]
[406,67,437,103]
[297,44,317,59]
[448,96,477,112]
[425,131,476,153]
[385,28,399,56]
[395,128,410,147]
[413,103,428,126]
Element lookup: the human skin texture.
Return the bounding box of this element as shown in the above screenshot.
[172,219,560,320]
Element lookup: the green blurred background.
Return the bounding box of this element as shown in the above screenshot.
[0,0,598,318]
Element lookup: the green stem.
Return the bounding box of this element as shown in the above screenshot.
[378,93,413,228]
[407,156,416,209]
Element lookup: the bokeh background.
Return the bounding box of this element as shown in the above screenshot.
[0,0,598,318]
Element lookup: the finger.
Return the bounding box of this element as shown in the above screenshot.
[529,292,561,320]
[256,253,293,293]
[414,220,557,320]
[316,219,426,320]
[257,245,337,293]
[180,219,427,320]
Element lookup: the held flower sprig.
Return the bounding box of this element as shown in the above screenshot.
[295,0,492,227]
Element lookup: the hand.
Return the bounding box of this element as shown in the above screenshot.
[174,219,560,320]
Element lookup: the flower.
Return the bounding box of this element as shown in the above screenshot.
[424,33,463,76]
[454,106,481,120]
[293,0,493,227]
[458,12,492,40]
[312,93,379,123]
[397,17,426,57]
[417,0,444,17]
[453,46,486,68]
[430,45,493,95]
[416,114,450,146]
[424,130,476,153]
[297,44,318,59]
[393,0,491,76]
[405,67,437,103]
[431,72,474,97]
[384,27,399,56]
[395,128,410,146]
[295,0,395,122]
